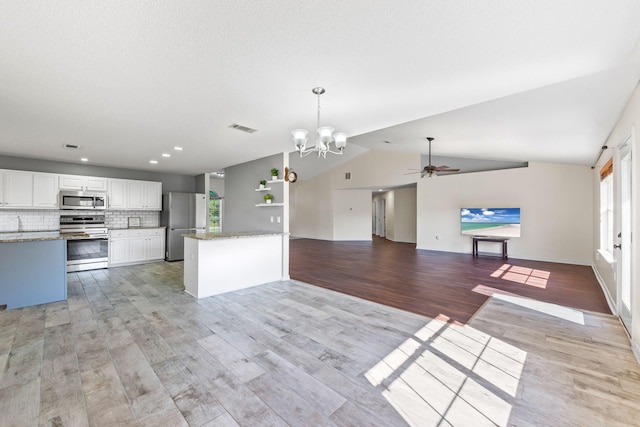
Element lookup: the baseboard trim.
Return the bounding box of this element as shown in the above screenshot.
[633,339,640,365]
[591,264,617,315]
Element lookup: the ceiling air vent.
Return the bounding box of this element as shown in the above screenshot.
[63,144,80,149]
[228,123,258,134]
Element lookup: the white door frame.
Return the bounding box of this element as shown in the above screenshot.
[617,130,633,333]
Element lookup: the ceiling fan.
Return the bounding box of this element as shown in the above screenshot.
[408,137,460,178]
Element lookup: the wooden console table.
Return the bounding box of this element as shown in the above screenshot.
[472,237,509,259]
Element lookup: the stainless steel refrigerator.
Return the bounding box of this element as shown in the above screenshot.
[161,192,207,261]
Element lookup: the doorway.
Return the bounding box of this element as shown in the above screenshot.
[373,199,386,237]
[618,136,633,333]
[209,197,223,233]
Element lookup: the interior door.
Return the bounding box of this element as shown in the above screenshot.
[618,142,632,333]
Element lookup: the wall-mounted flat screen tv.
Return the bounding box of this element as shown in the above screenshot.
[460,208,521,238]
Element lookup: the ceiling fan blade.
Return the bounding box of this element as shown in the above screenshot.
[437,168,460,173]
[404,171,421,175]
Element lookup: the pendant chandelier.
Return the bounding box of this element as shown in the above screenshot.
[291,87,347,158]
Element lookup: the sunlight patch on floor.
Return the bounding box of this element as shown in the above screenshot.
[493,294,585,325]
[366,315,527,426]
[490,264,550,288]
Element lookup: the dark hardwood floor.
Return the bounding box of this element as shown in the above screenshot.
[289,236,611,324]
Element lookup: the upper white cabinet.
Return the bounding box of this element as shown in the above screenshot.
[4,171,33,207]
[126,180,161,210]
[144,181,162,210]
[59,175,108,192]
[108,179,128,210]
[0,168,161,211]
[108,179,162,211]
[0,171,59,209]
[33,173,59,208]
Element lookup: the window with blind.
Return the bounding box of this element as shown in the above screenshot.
[599,158,613,255]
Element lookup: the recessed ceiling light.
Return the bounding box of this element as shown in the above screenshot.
[173,146,183,151]
[378,189,384,191]
[80,158,88,162]
[149,160,158,164]
[162,153,171,158]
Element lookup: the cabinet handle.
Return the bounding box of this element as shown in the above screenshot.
[614,244,622,250]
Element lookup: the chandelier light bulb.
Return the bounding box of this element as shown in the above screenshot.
[333,132,347,149]
[291,129,309,151]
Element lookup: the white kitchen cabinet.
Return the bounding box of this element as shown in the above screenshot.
[108,179,127,209]
[146,229,165,259]
[59,174,108,192]
[143,181,162,210]
[126,180,143,209]
[33,173,59,208]
[129,233,147,263]
[109,228,165,266]
[0,170,58,209]
[108,237,130,265]
[4,171,33,207]
[126,180,161,210]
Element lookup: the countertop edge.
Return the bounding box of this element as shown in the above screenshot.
[183,232,288,241]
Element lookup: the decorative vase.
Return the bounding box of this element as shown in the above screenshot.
[266,199,272,204]
[271,175,278,181]
[259,184,265,189]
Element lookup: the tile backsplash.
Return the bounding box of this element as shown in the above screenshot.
[0,210,160,232]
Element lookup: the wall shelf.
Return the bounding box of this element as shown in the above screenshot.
[255,203,284,207]
[255,187,271,192]
[267,179,284,184]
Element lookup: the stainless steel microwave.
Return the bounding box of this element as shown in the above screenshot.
[59,191,108,210]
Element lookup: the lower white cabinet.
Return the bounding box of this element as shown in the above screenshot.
[109,228,165,266]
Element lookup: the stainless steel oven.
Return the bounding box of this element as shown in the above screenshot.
[60,215,109,272]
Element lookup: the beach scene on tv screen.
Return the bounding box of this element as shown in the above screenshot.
[461,208,521,238]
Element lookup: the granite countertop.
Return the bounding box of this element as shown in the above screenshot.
[0,231,63,243]
[182,231,286,241]
[0,226,166,243]
[0,230,108,243]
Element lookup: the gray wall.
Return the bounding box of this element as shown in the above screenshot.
[0,155,196,192]
[224,153,285,233]
[209,177,224,198]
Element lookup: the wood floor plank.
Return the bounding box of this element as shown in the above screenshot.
[0,378,40,427]
[38,353,84,423]
[152,355,227,426]
[109,342,178,420]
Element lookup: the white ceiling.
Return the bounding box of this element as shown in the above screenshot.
[1,1,640,176]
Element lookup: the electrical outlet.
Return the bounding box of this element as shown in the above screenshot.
[270,216,274,223]
[277,216,281,223]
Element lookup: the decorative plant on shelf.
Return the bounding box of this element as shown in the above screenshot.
[270,168,279,180]
[264,193,274,204]
[259,179,267,189]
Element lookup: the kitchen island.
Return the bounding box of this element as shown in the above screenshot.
[0,233,67,309]
[183,231,287,299]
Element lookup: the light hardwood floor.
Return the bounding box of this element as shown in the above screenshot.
[0,261,638,426]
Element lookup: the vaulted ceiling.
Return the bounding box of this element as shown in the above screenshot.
[1,1,639,176]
